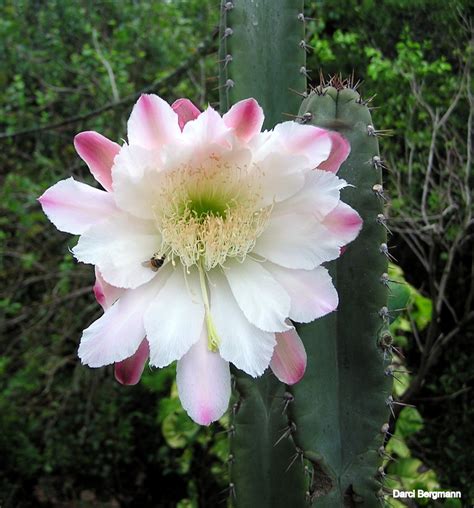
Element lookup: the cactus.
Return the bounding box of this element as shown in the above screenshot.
[219,0,306,128]
[219,2,391,507]
[289,82,392,507]
[219,1,308,506]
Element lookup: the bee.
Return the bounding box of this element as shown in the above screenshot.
[142,255,165,272]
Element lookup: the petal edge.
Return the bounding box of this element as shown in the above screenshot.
[223,98,264,142]
[39,177,117,235]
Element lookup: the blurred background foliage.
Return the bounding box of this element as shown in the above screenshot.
[0,0,472,506]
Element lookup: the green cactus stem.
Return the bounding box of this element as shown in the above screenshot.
[288,81,392,507]
[219,0,306,128]
[219,1,392,505]
[219,1,308,506]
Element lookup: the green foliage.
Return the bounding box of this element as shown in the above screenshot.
[0,1,226,506]
[382,275,461,507]
[305,0,470,223]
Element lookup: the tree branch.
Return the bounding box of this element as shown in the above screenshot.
[0,37,215,140]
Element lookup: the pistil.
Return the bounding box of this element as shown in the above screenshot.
[197,261,221,352]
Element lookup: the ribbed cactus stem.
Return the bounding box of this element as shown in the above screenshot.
[219,1,308,507]
[219,0,306,127]
[289,82,392,507]
[219,2,392,506]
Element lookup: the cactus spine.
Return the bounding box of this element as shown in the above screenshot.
[219,2,391,507]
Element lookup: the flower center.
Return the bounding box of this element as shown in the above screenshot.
[186,195,228,221]
[152,154,271,272]
[149,153,272,352]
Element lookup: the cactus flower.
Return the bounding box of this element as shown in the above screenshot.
[39,94,361,425]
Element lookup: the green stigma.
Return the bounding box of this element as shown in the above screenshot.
[187,194,229,221]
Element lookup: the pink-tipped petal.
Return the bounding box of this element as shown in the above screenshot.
[74,131,120,191]
[93,267,125,310]
[127,94,180,150]
[78,281,159,368]
[177,330,231,425]
[270,328,307,385]
[318,131,350,173]
[323,201,363,245]
[223,98,264,142]
[114,339,150,385]
[38,177,117,235]
[171,98,201,130]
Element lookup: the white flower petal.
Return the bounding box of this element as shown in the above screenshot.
[253,213,341,270]
[78,280,160,368]
[210,270,276,377]
[272,169,346,220]
[146,267,205,368]
[273,121,332,167]
[177,329,231,425]
[127,94,181,150]
[251,122,332,168]
[112,144,164,219]
[38,178,117,235]
[257,152,309,206]
[73,212,161,289]
[224,259,291,332]
[266,263,338,323]
[182,105,231,147]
